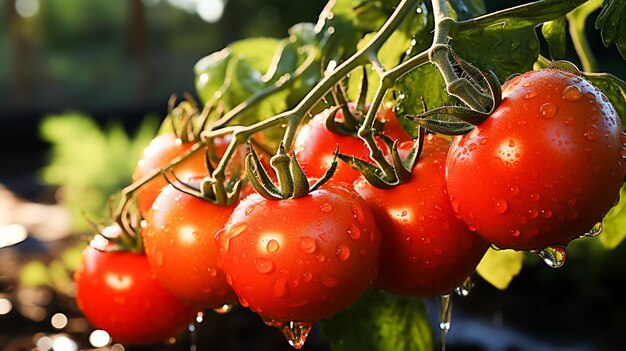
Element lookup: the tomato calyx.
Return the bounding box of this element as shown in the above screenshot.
[86,220,144,254]
[407,47,502,135]
[164,93,217,143]
[246,142,337,199]
[338,126,425,189]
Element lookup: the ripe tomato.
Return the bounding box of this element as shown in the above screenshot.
[216,184,381,322]
[354,135,489,297]
[446,68,626,251]
[143,179,237,309]
[133,133,231,217]
[293,105,411,185]
[74,231,196,345]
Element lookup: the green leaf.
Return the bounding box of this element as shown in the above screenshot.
[584,72,626,125]
[600,185,626,249]
[542,17,566,60]
[394,64,454,138]
[449,0,588,81]
[476,248,524,290]
[447,0,486,21]
[323,289,434,351]
[595,0,626,60]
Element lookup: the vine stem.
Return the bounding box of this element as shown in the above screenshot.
[355,0,450,181]
[203,0,420,182]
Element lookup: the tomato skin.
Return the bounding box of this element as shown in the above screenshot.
[446,69,625,250]
[143,180,237,309]
[74,242,196,345]
[216,185,381,322]
[354,135,489,297]
[133,134,232,217]
[133,133,208,217]
[293,105,411,185]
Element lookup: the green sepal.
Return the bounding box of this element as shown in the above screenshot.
[547,60,583,75]
[407,117,475,135]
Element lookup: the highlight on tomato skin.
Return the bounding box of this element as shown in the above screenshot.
[74,233,196,346]
[142,178,238,309]
[354,134,490,297]
[445,68,626,251]
[215,184,382,323]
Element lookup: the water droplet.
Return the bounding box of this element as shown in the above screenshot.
[207,267,218,277]
[302,270,313,283]
[298,237,317,254]
[336,243,350,261]
[213,303,235,314]
[509,185,520,196]
[533,246,566,268]
[562,85,582,101]
[347,224,361,240]
[583,124,599,141]
[583,222,602,237]
[223,223,248,250]
[254,258,275,274]
[272,279,288,297]
[510,228,521,237]
[528,209,539,219]
[530,192,541,202]
[266,320,313,349]
[266,239,280,253]
[454,277,474,297]
[541,209,553,219]
[439,294,453,351]
[493,198,508,214]
[351,205,365,225]
[320,203,333,213]
[523,91,538,99]
[539,102,557,119]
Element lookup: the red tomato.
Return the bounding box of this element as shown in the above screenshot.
[354,134,489,296]
[133,133,231,217]
[446,68,626,250]
[293,105,412,185]
[142,179,238,309]
[74,232,196,345]
[216,185,381,322]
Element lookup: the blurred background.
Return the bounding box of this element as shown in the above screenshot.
[1,0,625,350]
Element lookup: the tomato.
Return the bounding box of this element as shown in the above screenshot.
[74,230,196,345]
[133,133,231,217]
[142,179,238,309]
[293,105,411,185]
[354,134,489,297]
[446,68,626,251]
[216,184,381,323]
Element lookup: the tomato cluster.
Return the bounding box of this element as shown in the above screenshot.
[74,68,624,348]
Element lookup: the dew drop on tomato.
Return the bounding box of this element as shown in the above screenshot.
[562,85,582,101]
[539,102,557,119]
[583,222,603,237]
[351,204,365,225]
[335,243,350,261]
[253,258,275,274]
[493,198,508,214]
[510,228,521,237]
[523,91,538,99]
[266,239,280,253]
[270,320,313,350]
[298,237,317,254]
[346,224,361,240]
[533,246,566,268]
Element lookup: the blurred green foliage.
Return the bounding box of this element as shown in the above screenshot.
[39,113,159,231]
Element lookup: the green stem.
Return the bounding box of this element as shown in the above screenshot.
[206,0,420,181]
